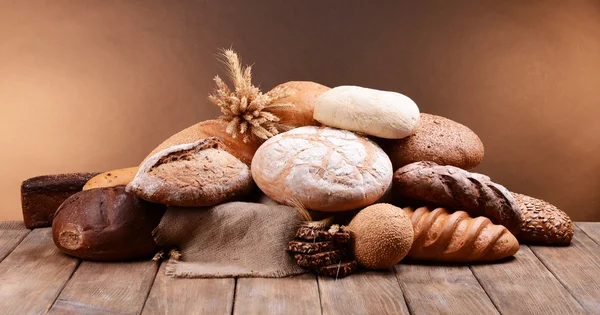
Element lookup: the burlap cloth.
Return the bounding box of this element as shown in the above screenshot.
[152,199,307,278]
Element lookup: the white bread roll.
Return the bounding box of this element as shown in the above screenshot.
[313,86,420,139]
[251,126,393,212]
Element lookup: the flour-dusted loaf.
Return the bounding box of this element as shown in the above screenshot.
[313,86,420,139]
[512,192,573,245]
[251,126,393,212]
[403,206,519,262]
[377,113,484,170]
[127,137,253,207]
[143,119,261,166]
[393,161,524,235]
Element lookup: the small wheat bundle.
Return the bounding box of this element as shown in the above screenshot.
[209,49,294,143]
[142,49,330,164]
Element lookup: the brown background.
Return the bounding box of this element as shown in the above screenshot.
[1,1,599,221]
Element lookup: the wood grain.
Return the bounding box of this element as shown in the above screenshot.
[48,260,159,314]
[141,262,235,315]
[319,270,409,315]
[0,228,79,314]
[0,221,30,262]
[530,227,600,313]
[234,273,320,315]
[395,263,499,315]
[576,222,600,245]
[471,246,585,314]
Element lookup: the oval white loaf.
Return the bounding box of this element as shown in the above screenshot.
[251,126,393,212]
[313,86,420,139]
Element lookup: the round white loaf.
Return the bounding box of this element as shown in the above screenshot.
[251,126,393,212]
[313,86,420,139]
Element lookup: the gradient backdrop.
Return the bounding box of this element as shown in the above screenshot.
[1,1,599,221]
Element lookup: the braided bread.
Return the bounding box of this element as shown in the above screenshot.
[393,161,523,234]
[512,192,573,245]
[403,206,519,262]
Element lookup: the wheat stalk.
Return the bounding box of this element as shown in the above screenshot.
[208,49,294,142]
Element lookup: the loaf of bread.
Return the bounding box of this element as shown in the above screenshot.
[313,86,420,139]
[52,186,165,261]
[393,161,523,235]
[144,119,260,166]
[403,206,519,262]
[251,126,393,212]
[512,192,573,245]
[377,113,484,170]
[128,138,253,207]
[83,167,139,190]
[268,81,330,127]
[21,172,100,228]
[347,203,414,269]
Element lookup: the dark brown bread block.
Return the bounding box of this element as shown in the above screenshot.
[333,231,351,247]
[21,172,100,228]
[287,240,334,254]
[318,260,358,278]
[512,192,573,245]
[393,161,523,235]
[294,250,342,269]
[52,186,166,261]
[377,113,485,170]
[295,226,333,241]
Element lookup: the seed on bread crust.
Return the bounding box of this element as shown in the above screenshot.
[318,260,358,278]
[512,192,573,245]
[333,232,351,247]
[294,250,342,269]
[295,226,333,241]
[287,240,334,254]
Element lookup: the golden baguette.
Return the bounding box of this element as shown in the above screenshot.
[403,206,519,263]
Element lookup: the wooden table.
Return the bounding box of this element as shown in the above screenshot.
[0,221,599,315]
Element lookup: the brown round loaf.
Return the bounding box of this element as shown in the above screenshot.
[268,81,330,127]
[128,138,253,207]
[52,186,165,261]
[143,119,261,166]
[512,192,573,245]
[377,113,484,170]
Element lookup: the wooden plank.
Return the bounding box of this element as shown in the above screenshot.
[530,226,600,313]
[395,263,499,315]
[141,262,235,315]
[234,273,320,315]
[48,259,159,315]
[0,221,30,262]
[576,222,600,245]
[319,270,409,315]
[0,228,79,314]
[471,246,585,314]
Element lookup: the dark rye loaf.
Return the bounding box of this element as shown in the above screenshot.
[378,113,484,170]
[21,172,100,228]
[393,161,523,235]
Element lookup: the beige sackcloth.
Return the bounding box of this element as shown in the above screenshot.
[153,199,307,278]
